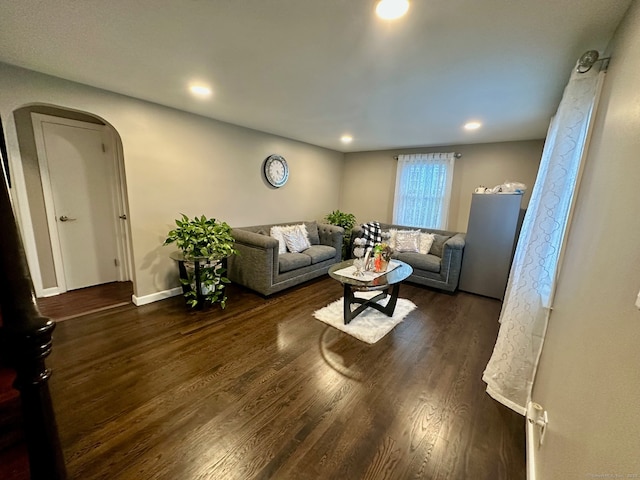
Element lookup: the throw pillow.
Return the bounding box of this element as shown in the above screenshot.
[387,229,398,250]
[298,223,310,244]
[283,225,311,253]
[270,225,295,254]
[395,230,421,252]
[304,221,320,245]
[419,232,435,255]
[429,234,452,257]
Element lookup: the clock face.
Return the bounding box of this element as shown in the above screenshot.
[263,154,289,187]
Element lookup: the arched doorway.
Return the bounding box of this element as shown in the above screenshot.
[12,104,132,299]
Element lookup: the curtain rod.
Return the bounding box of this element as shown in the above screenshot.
[393,152,462,160]
[576,50,610,73]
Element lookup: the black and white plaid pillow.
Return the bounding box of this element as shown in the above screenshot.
[361,221,381,249]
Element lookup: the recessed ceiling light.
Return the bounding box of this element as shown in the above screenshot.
[464,121,482,130]
[376,0,410,20]
[189,85,212,97]
[341,135,353,144]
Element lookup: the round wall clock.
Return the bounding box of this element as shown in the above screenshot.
[263,154,289,188]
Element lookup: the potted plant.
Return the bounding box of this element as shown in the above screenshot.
[164,214,238,308]
[324,210,357,259]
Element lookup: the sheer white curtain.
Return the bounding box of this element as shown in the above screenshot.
[393,153,455,229]
[483,65,605,415]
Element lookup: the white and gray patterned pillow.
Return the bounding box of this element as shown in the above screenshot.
[270,225,296,254]
[395,230,420,252]
[283,225,311,253]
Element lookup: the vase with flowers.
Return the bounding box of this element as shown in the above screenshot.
[372,242,393,273]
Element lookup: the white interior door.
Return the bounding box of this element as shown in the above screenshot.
[34,115,119,291]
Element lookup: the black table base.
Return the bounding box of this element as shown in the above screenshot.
[343,282,401,325]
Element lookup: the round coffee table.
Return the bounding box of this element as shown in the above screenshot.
[328,259,413,324]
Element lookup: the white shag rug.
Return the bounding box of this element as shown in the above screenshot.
[313,291,417,344]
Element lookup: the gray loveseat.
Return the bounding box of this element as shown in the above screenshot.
[228,221,344,296]
[351,222,466,292]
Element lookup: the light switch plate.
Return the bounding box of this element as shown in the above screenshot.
[636,291,640,310]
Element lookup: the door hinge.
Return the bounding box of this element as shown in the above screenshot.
[114,258,119,267]
[102,143,106,153]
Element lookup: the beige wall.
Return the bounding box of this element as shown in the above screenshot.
[341,140,543,232]
[0,63,344,299]
[531,1,640,478]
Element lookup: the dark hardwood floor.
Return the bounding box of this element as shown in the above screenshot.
[45,277,525,479]
[37,281,133,321]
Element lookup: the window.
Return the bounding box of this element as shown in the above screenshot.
[392,153,456,229]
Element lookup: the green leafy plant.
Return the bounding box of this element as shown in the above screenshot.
[324,210,357,231]
[164,214,238,308]
[324,210,357,259]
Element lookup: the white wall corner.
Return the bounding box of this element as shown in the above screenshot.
[132,287,182,306]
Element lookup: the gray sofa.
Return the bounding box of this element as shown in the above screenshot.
[351,222,466,292]
[228,221,344,296]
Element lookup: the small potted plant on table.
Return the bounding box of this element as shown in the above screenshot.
[164,214,238,309]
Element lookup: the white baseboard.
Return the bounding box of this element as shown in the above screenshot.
[132,287,182,306]
[40,286,62,298]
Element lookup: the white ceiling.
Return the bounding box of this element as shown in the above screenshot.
[0,0,632,152]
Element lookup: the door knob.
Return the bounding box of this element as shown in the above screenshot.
[59,215,77,222]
